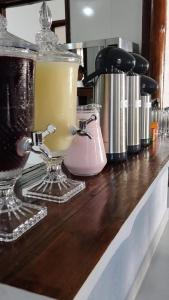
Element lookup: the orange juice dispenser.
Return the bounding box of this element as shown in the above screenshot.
[23,1,85,203]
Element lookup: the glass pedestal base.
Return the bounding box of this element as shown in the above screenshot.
[23,176,85,203]
[0,197,47,242]
[23,156,85,203]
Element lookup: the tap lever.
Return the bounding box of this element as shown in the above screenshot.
[16,124,56,157]
[71,114,96,139]
[42,125,56,138]
[32,124,56,147]
[86,114,97,124]
[79,114,97,131]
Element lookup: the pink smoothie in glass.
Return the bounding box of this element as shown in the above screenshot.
[64,106,107,176]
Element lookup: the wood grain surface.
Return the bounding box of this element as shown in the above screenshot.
[0,138,169,300]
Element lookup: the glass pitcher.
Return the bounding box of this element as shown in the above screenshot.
[64,104,107,176]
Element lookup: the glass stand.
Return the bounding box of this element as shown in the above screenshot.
[23,157,85,203]
[0,179,47,242]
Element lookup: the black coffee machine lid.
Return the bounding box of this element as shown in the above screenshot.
[106,47,135,73]
[141,75,158,95]
[84,47,110,83]
[95,46,110,74]
[84,47,136,84]
[131,53,149,75]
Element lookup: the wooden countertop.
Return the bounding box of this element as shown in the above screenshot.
[1,138,169,300]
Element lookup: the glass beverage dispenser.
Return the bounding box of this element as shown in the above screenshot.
[0,15,47,242]
[23,2,85,203]
[64,104,107,176]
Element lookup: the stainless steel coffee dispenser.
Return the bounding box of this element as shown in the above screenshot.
[85,47,135,161]
[140,75,158,146]
[103,48,136,161]
[127,53,149,153]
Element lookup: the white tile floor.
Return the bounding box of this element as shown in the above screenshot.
[135,220,169,300]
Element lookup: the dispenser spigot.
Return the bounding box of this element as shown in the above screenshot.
[16,124,56,158]
[71,114,97,139]
[32,125,56,147]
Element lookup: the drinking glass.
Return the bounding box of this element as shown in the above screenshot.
[0,15,47,242]
[23,2,85,203]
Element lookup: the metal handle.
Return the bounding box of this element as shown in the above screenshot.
[86,114,97,124]
[16,124,56,157]
[32,125,56,146]
[71,114,97,139]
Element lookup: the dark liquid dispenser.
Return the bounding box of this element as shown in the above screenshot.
[127,53,149,153]
[0,14,48,242]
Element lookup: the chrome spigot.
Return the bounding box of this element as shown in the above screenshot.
[16,125,56,158]
[71,114,97,139]
[32,125,56,147]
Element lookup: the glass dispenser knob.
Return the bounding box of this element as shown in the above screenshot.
[35,0,58,51]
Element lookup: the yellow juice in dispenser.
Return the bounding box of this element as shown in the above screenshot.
[34,61,78,153]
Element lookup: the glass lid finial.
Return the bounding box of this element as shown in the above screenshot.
[35,1,59,51]
[39,0,52,30]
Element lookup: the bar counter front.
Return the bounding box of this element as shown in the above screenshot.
[0,138,169,300]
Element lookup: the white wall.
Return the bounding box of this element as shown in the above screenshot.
[6,0,65,44]
[70,0,142,47]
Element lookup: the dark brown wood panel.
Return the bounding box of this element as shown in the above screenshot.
[0,139,169,299]
[65,0,70,43]
[141,0,152,61]
[0,0,45,8]
[142,0,167,106]
[150,0,166,106]
[77,87,93,97]
[51,19,66,32]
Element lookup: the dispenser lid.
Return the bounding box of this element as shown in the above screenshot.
[132,53,149,75]
[84,47,136,83]
[77,104,101,112]
[141,75,158,95]
[0,14,37,52]
[95,47,111,74]
[95,47,136,74]
[35,1,79,63]
[107,47,136,73]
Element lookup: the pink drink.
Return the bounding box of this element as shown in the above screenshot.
[64,106,107,176]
